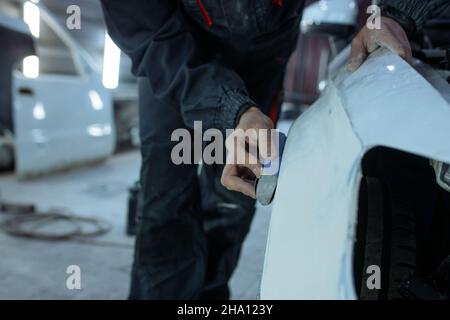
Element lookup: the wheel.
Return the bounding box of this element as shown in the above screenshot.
[354,149,441,300]
[355,176,417,300]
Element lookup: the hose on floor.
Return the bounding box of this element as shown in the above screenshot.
[0,203,112,241]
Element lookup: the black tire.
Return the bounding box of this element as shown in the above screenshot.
[356,176,417,300]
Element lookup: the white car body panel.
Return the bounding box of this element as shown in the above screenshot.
[12,4,115,178]
[301,0,359,31]
[260,49,450,299]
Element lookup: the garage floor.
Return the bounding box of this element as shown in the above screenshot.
[0,151,271,299]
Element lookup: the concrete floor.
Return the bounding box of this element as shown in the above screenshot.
[0,151,271,299]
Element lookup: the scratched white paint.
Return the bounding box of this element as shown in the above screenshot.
[261,48,450,299]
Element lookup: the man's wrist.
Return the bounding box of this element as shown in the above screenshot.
[234,105,257,128]
[216,88,257,131]
[236,106,266,127]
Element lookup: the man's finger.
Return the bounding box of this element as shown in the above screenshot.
[383,18,413,63]
[374,29,409,60]
[246,162,262,179]
[226,176,256,198]
[226,150,262,178]
[348,37,367,72]
[226,134,259,165]
[221,164,256,198]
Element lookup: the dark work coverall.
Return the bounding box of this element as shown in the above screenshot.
[100,0,449,299]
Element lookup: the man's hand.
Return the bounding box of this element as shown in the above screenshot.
[221,107,274,198]
[348,17,412,72]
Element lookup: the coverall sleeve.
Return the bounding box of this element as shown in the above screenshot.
[380,0,450,34]
[100,0,257,131]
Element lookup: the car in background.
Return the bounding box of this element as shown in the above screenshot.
[0,2,115,178]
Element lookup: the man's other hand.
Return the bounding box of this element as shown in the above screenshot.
[348,17,412,72]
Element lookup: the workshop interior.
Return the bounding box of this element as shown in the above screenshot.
[0,0,450,301]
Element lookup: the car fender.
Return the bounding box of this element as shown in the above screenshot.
[260,48,450,299]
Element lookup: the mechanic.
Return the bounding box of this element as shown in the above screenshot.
[100,0,449,299]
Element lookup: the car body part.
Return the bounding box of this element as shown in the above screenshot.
[301,0,359,38]
[260,48,450,299]
[0,12,35,133]
[3,3,115,178]
[0,13,35,171]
